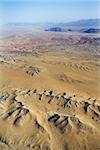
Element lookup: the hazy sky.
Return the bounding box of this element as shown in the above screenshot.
[0,0,99,24]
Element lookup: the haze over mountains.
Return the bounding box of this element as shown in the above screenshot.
[2,18,100,29]
[45,19,100,33]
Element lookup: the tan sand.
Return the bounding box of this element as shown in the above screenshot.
[0,31,100,150]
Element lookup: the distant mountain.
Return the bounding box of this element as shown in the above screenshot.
[45,27,65,32]
[83,28,100,33]
[3,19,100,33]
[60,19,100,27]
[45,19,100,33]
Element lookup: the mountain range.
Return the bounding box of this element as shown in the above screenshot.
[45,18,100,33]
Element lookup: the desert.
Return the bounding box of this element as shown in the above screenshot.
[0,19,100,150]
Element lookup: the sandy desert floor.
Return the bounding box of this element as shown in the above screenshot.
[0,29,100,150]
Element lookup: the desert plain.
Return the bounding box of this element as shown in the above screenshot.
[0,24,100,150]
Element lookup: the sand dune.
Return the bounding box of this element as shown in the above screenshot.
[0,53,99,98]
[0,29,100,149]
[0,88,100,150]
